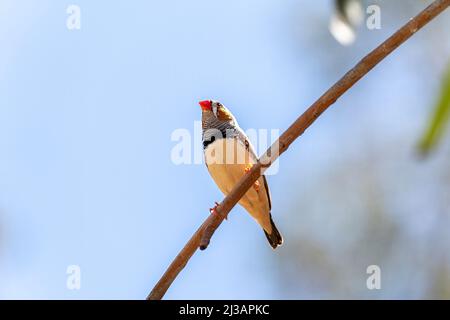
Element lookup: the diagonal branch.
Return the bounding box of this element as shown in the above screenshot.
[147,0,450,300]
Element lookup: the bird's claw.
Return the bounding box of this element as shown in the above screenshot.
[209,201,219,214]
[244,164,260,192]
[210,202,228,220]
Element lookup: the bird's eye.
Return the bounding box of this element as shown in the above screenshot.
[217,103,222,107]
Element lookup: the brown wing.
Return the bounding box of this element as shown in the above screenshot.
[241,133,272,211]
[262,175,272,211]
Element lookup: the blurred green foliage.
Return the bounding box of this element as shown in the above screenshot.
[419,64,450,155]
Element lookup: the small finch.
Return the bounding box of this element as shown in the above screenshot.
[199,100,283,249]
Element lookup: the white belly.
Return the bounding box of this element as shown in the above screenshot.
[205,138,272,232]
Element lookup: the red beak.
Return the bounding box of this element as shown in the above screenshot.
[199,100,212,111]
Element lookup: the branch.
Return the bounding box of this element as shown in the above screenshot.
[147,0,450,300]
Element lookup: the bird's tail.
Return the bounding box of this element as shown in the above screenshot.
[264,215,283,249]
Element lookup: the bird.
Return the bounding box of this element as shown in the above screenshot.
[199,99,283,249]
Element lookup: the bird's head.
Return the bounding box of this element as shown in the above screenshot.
[199,100,234,122]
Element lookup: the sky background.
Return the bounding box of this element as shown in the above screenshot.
[1,0,450,299]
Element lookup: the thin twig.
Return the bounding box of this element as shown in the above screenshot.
[147,0,450,300]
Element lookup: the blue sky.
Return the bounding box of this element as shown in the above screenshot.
[1,1,450,299]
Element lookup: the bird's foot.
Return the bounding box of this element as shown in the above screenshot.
[244,164,260,192]
[210,202,228,220]
[209,201,219,214]
[244,164,253,174]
